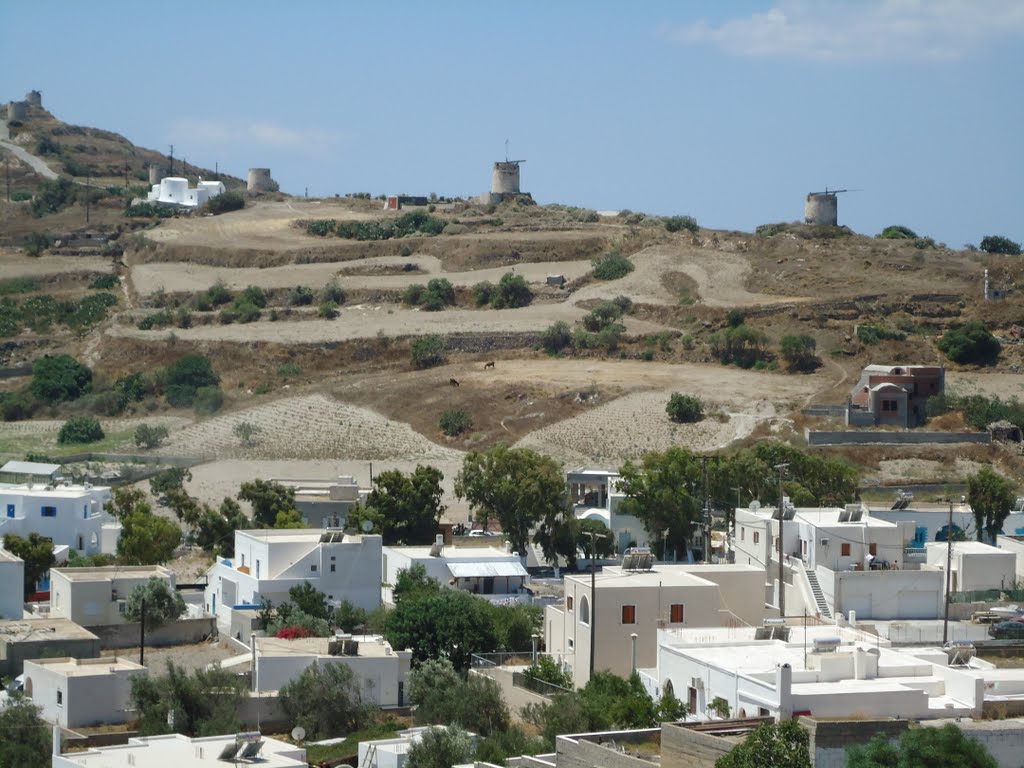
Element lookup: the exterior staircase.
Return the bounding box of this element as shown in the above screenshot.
[805,569,833,619]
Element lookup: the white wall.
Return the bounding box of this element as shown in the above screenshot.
[24,660,145,727]
[51,568,174,627]
[0,557,24,619]
[0,486,110,555]
[817,567,944,620]
[256,652,410,705]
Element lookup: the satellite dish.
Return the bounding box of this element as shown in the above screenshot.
[361,519,374,533]
[749,500,760,512]
[291,726,306,742]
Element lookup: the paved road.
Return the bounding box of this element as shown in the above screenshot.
[0,120,59,180]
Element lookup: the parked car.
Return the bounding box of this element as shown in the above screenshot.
[468,530,497,537]
[989,621,1024,639]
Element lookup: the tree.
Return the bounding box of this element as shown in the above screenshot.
[58,415,105,444]
[716,720,811,768]
[205,191,245,215]
[274,509,306,528]
[592,250,634,280]
[490,271,533,309]
[541,320,573,353]
[664,215,699,233]
[385,589,499,670]
[0,695,50,768]
[4,532,55,597]
[491,602,542,652]
[392,563,442,603]
[967,466,1015,543]
[779,334,820,372]
[334,599,369,633]
[979,235,1022,255]
[937,322,1001,366]
[150,467,192,504]
[407,726,476,768]
[524,655,573,689]
[846,723,997,768]
[455,445,568,555]
[618,448,703,559]
[408,658,510,736]
[666,393,704,423]
[710,324,770,368]
[366,465,446,545]
[877,225,918,239]
[440,408,473,436]
[115,491,183,565]
[130,661,245,737]
[278,661,375,740]
[476,725,548,765]
[193,385,225,415]
[233,421,260,446]
[288,581,331,621]
[411,335,445,369]
[577,518,617,559]
[238,479,298,527]
[30,354,92,404]
[124,576,186,628]
[164,354,219,407]
[134,423,169,449]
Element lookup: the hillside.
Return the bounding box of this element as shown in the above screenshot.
[1,106,1023,510]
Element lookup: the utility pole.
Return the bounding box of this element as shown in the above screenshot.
[943,501,954,644]
[5,155,10,202]
[700,455,712,562]
[584,528,609,681]
[85,171,91,224]
[775,463,789,617]
[139,598,146,666]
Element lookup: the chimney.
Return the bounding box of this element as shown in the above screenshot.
[776,663,793,720]
[52,724,61,756]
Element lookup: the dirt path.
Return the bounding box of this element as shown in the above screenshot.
[0,251,112,278]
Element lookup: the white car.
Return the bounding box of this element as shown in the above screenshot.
[468,530,498,537]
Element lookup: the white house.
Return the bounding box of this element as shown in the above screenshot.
[0,548,24,619]
[0,481,118,556]
[358,726,473,768]
[567,467,651,555]
[925,541,1017,594]
[147,176,226,208]
[23,656,146,728]
[204,529,382,634]
[639,625,1024,724]
[50,566,175,627]
[0,460,61,485]
[255,634,412,705]
[54,732,307,768]
[382,540,528,605]
[731,501,944,620]
[272,475,369,529]
[545,561,765,688]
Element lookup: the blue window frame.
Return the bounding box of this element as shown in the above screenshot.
[6,504,14,518]
[41,506,57,518]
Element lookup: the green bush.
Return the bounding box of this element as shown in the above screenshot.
[321,281,345,304]
[318,301,339,319]
[278,363,302,377]
[490,272,532,309]
[666,393,704,423]
[877,225,918,239]
[0,392,36,421]
[205,282,232,307]
[855,323,906,345]
[134,423,169,449]
[205,191,245,215]
[304,219,336,237]
[114,372,148,403]
[0,277,39,295]
[937,322,1000,365]
[58,415,105,444]
[240,285,267,308]
[779,334,820,372]
[232,299,261,323]
[541,321,573,354]
[402,284,426,306]
[23,232,51,257]
[582,301,624,332]
[709,324,769,368]
[472,281,494,307]
[31,355,92,404]
[89,274,120,290]
[592,251,634,280]
[979,235,1022,255]
[138,310,172,330]
[440,408,473,436]
[165,354,218,407]
[30,178,76,217]
[125,202,175,218]
[10,190,32,202]
[425,278,455,305]
[411,336,445,369]
[663,215,699,233]
[289,286,315,306]
[193,385,225,415]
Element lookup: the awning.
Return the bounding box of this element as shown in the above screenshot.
[447,561,528,579]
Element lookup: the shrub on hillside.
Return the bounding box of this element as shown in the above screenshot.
[541,321,572,354]
[165,354,218,407]
[411,336,445,369]
[440,409,473,437]
[489,272,533,309]
[134,423,169,449]
[318,301,339,319]
[877,225,918,239]
[321,281,345,304]
[289,286,315,306]
[89,274,119,290]
[31,178,76,217]
[709,324,770,368]
[58,415,105,445]
[193,386,225,416]
[31,355,92,404]
[937,322,1000,366]
[472,281,494,307]
[979,235,1022,255]
[592,251,633,281]
[779,334,820,372]
[666,393,703,423]
[663,215,699,233]
[23,232,51,257]
[205,191,245,215]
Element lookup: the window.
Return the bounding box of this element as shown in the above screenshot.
[753,532,760,544]
[841,543,851,556]
[56,690,63,706]
[869,543,877,556]
[670,604,685,623]
[740,527,745,541]
[881,399,898,412]
[330,564,336,572]
[566,595,574,611]
[240,554,245,567]
[568,637,574,649]
[5,504,13,518]
[255,560,260,579]
[310,564,318,572]
[41,506,57,518]
[621,605,637,624]
[579,596,590,625]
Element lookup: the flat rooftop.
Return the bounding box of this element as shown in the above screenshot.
[238,529,370,544]
[52,566,171,582]
[0,483,110,498]
[26,656,144,676]
[257,634,397,659]
[59,733,307,767]
[568,563,762,590]
[0,617,99,643]
[385,545,515,560]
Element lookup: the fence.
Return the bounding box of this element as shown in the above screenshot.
[471,651,534,669]
[951,587,1024,604]
[512,671,573,698]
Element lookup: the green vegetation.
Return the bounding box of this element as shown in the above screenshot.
[856,323,906,345]
[58,415,105,444]
[666,393,704,423]
[937,322,1000,365]
[289,285,314,306]
[663,215,699,233]
[130,661,245,737]
[409,658,510,736]
[238,479,298,527]
[472,281,494,306]
[233,421,261,446]
[347,466,446,545]
[125,202,176,218]
[523,655,574,689]
[489,271,533,308]
[0,696,50,768]
[10,190,32,202]
[407,727,476,768]
[846,722,996,768]
[110,488,183,565]
[710,323,770,368]
[0,277,39,295]
[4,533,56,597]
[318,300,339,318]
[877,225,918,239]
[440,408,473,436]
[967,467,1015,544]
[304,210,446,240]
[205,191,245,215]
[979,235,1022,255]
[929,391,1024,431]
[134,423,169,449]
[410,335,445,368]
[716,720,810,768]
[124,577,187,628]
[779,334,820,372]
[30,177,76,217]
[165,354,219,408]
[541,320,573,354]
[88,273,120,289]
[404,278,455,311]
[31,354,92,403]
[192,384,225,414]
[1,292,118,338]
[23,231,51,256]
[592,250,634,280]
[279,662,375,740]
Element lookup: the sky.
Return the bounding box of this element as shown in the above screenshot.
[2,1,1022,248]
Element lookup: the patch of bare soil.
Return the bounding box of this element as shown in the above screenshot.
[0,250,113,278]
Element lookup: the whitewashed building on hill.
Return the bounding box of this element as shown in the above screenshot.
[147,176,225,208]
[24,656,146,728]
[54,732,306,767]
[0,480,118,557]
[50,565,175,626]
[382,540,529,605]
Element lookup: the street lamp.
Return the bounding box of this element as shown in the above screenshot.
[774,463,789,617]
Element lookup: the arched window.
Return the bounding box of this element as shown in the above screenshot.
[579,595,590,625]
[663,679,674,698]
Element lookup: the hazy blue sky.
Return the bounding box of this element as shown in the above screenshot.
[2,1,1022,247]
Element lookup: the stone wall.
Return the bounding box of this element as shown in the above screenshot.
[555,730,660,768]
[91,617,216,650]
[661,722,742,768]
[806,430,990,446]
[800,717,909,768]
